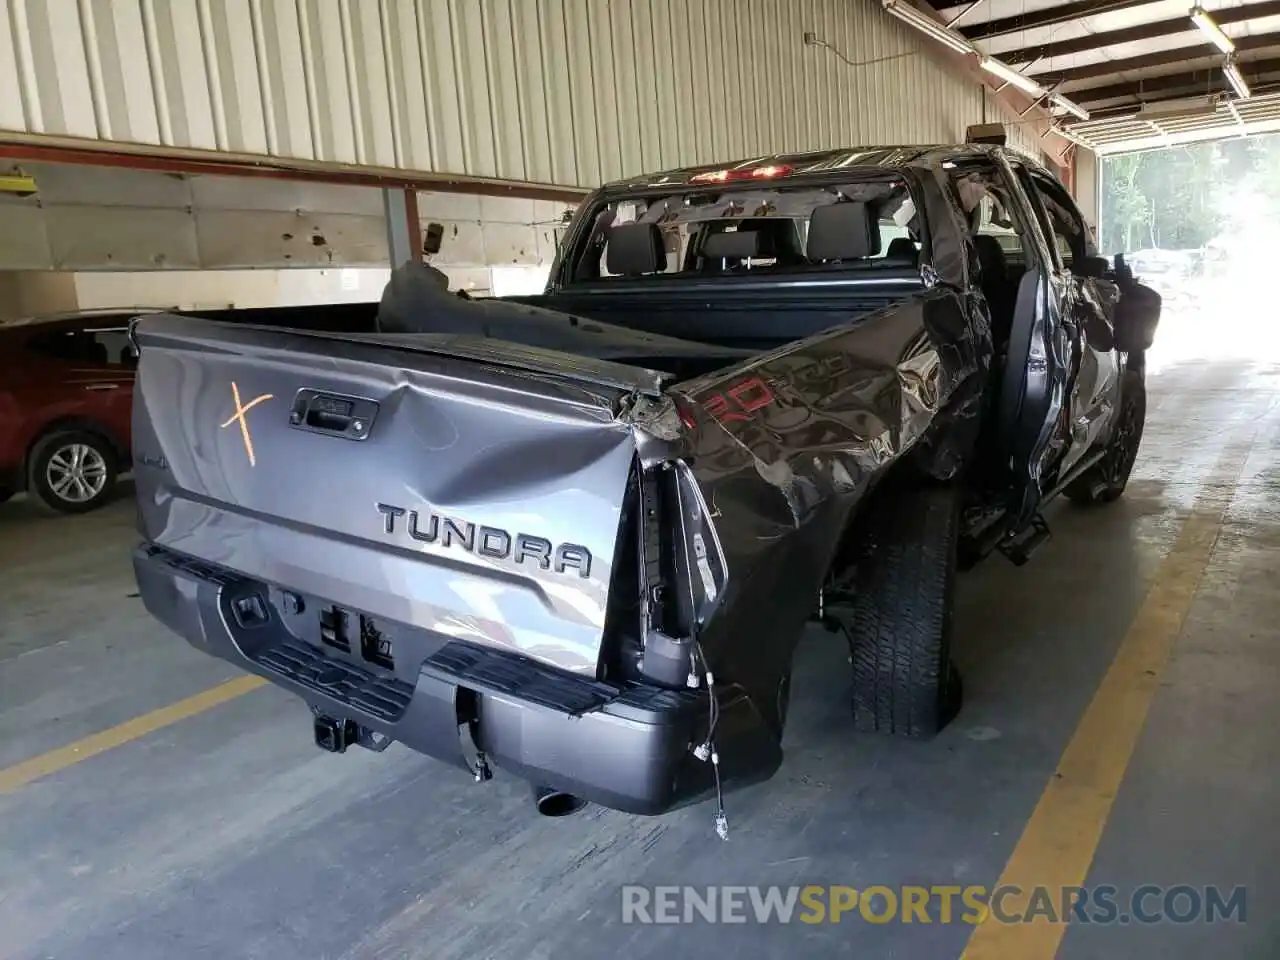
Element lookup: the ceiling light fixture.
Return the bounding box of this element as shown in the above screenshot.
[981,56,1046,97]
[881,0,978,56]
[1223,56,1252,98]
[1190,6,1235,54]
[1051,93,1091,121]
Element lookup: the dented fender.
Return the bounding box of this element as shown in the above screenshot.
[658,286,991,689]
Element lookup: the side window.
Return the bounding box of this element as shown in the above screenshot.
[949,166,1027,261]
[26,326,134,367]
[973,193,1024,259]
[90,327,138,368]
[1027,175,1088,272]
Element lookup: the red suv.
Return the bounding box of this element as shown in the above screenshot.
[0,310,152,513]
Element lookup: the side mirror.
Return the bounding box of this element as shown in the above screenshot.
[1113,280,1161,353]
[422,221,444,256]
[1079,255,1110,279]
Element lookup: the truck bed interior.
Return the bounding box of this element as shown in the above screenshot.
[376,190,930,369]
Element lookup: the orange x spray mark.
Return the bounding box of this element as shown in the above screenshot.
[220,382,274,467]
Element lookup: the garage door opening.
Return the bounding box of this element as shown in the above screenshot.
[1100,131,1280,373]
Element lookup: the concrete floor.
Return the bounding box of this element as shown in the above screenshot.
[1,355,1278,959]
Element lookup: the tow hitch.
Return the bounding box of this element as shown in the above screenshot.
[313,713,393,754]
[314,715,359,753]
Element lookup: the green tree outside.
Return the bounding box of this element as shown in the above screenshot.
[1099,131,1280,256]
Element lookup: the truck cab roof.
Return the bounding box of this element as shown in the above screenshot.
[600,143,1045,195]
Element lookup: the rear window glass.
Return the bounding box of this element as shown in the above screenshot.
[568,179,923,283]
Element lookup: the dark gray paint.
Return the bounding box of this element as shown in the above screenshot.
[127,145,1136,814]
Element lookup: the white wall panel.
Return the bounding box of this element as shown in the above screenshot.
[195,209,388,266]
[1,0,1052,187]
[46,205,199,269]
[0,200,52,269]
[0,162,576,271]
[0,162,389,269]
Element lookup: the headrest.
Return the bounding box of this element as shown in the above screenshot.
[972,233,1008,269]
[606,223,665,276]
[885,237,918,262]
[702,230,763,261]
[806,202,879,261]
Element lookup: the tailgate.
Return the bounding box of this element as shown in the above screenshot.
[131,314,648,676]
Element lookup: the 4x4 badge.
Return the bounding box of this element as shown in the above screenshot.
[221,381,273,467]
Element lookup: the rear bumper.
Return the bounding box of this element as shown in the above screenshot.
[133,543,781,815]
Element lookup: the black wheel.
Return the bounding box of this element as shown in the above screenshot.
[830,485,963,738]
[27,429,118,514]
[0,487,11,505]
[1066,368,1147,506]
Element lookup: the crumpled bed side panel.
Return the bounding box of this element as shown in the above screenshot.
[667,286,991,688]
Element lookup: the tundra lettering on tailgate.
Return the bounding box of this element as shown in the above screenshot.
[375,503,592,578]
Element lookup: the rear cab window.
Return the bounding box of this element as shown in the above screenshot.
[559,172,930,286]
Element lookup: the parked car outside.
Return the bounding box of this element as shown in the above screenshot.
[0,309,154,513]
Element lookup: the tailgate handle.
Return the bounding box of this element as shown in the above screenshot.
[289,390,379,440]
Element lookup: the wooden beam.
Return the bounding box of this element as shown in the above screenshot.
[0,135,591,203]
[1079,82,1280,122]
[960,0,1157,41]
[1037,34,1280,85]
[1070,56,1280,102]
[1003,0,1280,63]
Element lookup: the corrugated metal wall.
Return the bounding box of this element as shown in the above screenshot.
[1,0,1043,187]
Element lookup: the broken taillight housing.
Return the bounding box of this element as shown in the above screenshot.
[637,460,728,688]
[673,398,699,431]
[600,455,728,688]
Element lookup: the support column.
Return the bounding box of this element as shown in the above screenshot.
[1073,147,1101,244]
[382,186,421,267]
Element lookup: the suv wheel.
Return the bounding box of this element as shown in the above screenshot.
[1066,368,1147,506]
[28,430,118,514]
[827,485,963,738]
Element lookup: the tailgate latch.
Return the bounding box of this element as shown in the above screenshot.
[288,389,380,440]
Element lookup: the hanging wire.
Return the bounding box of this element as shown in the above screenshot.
[806,37,918,69]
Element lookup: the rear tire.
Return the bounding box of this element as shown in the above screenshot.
[27,430,118,514]
[1066,368,1146,506]
[830,485,963,738]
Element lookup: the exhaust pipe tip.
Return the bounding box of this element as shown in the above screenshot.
[533,784,588,817]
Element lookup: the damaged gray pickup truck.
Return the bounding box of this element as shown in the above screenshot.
[130,142,1160,829]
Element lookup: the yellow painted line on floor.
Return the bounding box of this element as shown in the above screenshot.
[962,435,1254,960]
[0,675,265,794]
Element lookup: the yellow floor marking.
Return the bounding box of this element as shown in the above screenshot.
[961,436,1254,960]
[0,675,265,794]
